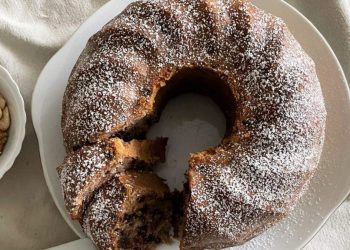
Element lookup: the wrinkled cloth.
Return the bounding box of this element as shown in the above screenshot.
[0,0,348,249]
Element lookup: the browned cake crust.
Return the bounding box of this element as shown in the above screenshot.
[82,171,172,250]
[57,137,167,220]
[60,0,327,249]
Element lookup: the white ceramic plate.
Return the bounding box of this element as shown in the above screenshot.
[32,0,350,249]
[0,65,26,179]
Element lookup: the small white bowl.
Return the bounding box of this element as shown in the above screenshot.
[0,65,26,179]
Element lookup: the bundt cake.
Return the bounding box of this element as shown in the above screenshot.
[59,0,327,249]
[57,137,167,219]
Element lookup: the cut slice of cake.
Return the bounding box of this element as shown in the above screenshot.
[82,171,172,250]
[57,137,167,220]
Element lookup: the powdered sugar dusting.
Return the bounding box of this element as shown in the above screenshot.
[62,43,152,150]
[179,1,325,247]
[82,177,126,250]
[57,142,112,217]
[60,0,326,248]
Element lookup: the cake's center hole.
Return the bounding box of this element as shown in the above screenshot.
[146,67,232,191]
[147,93,226,190]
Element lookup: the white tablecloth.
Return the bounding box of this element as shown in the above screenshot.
[0,0,348,249]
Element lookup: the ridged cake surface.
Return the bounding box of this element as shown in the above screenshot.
[60,0,326,249]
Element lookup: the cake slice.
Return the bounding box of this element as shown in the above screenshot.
[57,137,167,220]
[82,171,172,250]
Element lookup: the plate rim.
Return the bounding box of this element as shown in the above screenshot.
[32,0,350,248]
